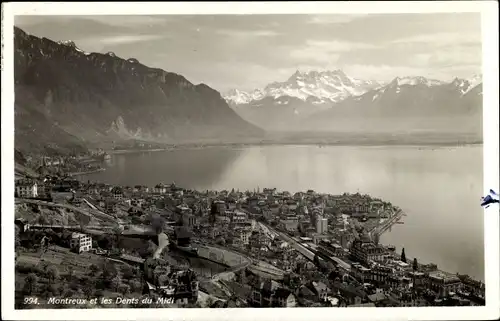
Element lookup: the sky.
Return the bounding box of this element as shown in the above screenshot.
[15,14,482,92]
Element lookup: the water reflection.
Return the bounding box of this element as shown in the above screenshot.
[82,147,244,189]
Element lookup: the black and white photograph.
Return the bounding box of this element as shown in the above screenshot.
[2,2,499,321]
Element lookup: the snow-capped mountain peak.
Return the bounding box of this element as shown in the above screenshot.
[224,69,384,106]
[466,74,482,91]
[450,74,482,95]
[58,40,77,47]
[390,76,444,87]
[224,88,265,105]
[57,39,90,55]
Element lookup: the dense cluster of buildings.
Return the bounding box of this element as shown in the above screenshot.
[15,175,485,307]
[143,258,199,305]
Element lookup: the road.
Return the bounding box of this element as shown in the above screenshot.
[17,198,92,218]
[369,209,404,237]
[16,198,118,226]
[28,224,106,230]
[82,198,122,223]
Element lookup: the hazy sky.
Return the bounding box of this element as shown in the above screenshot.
[15,14,482,92]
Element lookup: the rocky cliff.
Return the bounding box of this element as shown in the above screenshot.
[14,27,262,154]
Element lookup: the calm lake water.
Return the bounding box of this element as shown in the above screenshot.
[81,145,484,281]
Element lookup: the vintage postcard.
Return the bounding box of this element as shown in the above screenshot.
[1,2,499,321]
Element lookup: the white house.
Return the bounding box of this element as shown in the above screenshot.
[69,232,92,253]
[15,180,38,198]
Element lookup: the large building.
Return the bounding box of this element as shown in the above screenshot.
[427,271,462,297]
[316,215,328,234]
[318,240,345,258]
[281,215,299,232]
[36,182,51,199]
[69,232,92,253]
[182,212,197,228]
[111,186,124,200]
[234,227,253,246]
[350,236,386,264]
[231,211,248,226]
[15,180,38,198]
[251,279,297,307]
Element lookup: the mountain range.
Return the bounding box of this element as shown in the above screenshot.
[13,27,262,154]
[13,25,483,155]
[224,71,483,135]
[224,70,385,130]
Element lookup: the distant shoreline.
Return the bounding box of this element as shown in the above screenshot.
[109,148,168,155]
[105,140,483,155]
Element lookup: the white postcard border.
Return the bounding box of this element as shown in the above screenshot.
[2,2,499,321]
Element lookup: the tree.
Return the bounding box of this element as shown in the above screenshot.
[210,201,217,225]
[118,283,130,295]
[121,264,134,280]
[89,264,100,276]
[413,258,418,271]
[57,283,69,297]
[82,284,94,299]
[41,283,59,299]
[113,225,123,247]
[37,215,49,225]
[150,214,166,234]
[111,276,121,292]
[46,265,60,284]
[373,233,380,245]
[73,288,85,299]
[15,226,21,249]
[24,273,39,295]
[102,260,118,279]
[129,280,142,293]
[401,248,407,263]
[64,263,75,281]
[205,297,215,308]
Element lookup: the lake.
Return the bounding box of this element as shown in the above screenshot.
[81,144,484,281]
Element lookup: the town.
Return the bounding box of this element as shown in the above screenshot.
[14,171,486,308]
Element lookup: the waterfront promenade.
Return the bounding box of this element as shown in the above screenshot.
[369,209,405,238]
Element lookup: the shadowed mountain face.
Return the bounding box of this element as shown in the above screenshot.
[13,27,262,154]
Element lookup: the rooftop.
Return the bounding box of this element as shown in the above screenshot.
[71,232,88,238]
[428,271,461,282]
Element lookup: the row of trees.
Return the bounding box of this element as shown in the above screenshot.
[400,247,419,271]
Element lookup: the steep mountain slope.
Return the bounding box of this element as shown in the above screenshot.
[303,76,483,135]
[14,27,262,154]
[224,70,384,130]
